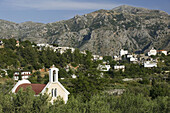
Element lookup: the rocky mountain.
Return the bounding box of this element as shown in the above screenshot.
[0,5,169,56]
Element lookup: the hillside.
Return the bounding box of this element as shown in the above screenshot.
[0,5,169,56]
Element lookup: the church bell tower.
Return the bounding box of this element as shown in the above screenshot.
[49,65,59,83]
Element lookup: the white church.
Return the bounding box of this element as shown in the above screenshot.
[12,65,70,103]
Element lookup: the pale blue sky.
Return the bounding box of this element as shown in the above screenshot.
[0,0,169,23]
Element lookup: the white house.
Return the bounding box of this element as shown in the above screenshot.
[37,43,50,51]
[71,74,77,79]
[13,71,32,80]
[16,40,20,47]
[97,64,111,71]
[161,50,167,55]
[148,47,157,56]
[0,40,3,45]
[126,54,138,62]
[120,49,128,56]
[0,40,4,48]
[37,44,55,50]
[130,57,138,62]
[127,55,133,58]
[37,43,75,54]
[144,61,157,68]
[54,47,75,54]
[157,50,168,56]
[114,65,125,71]
[99,56,103,60]
[80,51,86,55]
[37,43,49,47]
[92,55,103,60]
[106,89,125,95]
[113,56,121,61]
[1,69,8,76]
[12,65,70,104]
[122,78,142,82]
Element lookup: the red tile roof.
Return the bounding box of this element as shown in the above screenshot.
[157,50,166,52]
[15,83,46,95]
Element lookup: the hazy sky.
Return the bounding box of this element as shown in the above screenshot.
[0,0,169,23]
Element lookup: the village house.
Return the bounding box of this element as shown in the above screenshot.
[92,55,103,61]
[0,40,4,48]
[126,54,138,63]
[80,51,86,55]
[37,43,48,51]
[97,64,111,72]
[139,54,149,63]
[157,50,168,56]
[122,78,142,82]
[120,49,128,57]
[106,89,125,95]
[71,74,77,79]
[113,55,122,61]
[54,47,75,54]
[37,43,49,47]
[0,69,8,77]
[0,40,3,44]
[16,40,20,47]
[129,57,138,62]
[13,71,32,80]
[37,43,54,51]
[12,65,70,103]
[114,65,125,72]
[148,47,157,56]
[144,61,157,68]
[65,64,79,72]
[37,44,75,54]
[127,54,133,58]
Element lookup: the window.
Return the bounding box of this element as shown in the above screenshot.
[51,89,54,97]
[54,88,57,97]
[53,70,56,82]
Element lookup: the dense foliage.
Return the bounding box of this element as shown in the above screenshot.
[0,87,169,113]
[0,39,169,113]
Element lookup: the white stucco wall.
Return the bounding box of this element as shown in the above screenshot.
[45,82,69,104]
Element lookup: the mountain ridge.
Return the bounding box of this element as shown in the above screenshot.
[0,5,169,56]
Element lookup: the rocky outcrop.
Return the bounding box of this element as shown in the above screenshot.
[0,5,169,56]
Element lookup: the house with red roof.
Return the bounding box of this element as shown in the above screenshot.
[11,65,70,104]
[157,50,168,56]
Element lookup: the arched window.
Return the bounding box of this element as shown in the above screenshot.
[54,88,57,97]
[51,89,54,97]
[53,70,56,82]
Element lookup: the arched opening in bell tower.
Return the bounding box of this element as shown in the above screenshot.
[53,70,56,82]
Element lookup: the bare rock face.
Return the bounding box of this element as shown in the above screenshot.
[0,5,169,56]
